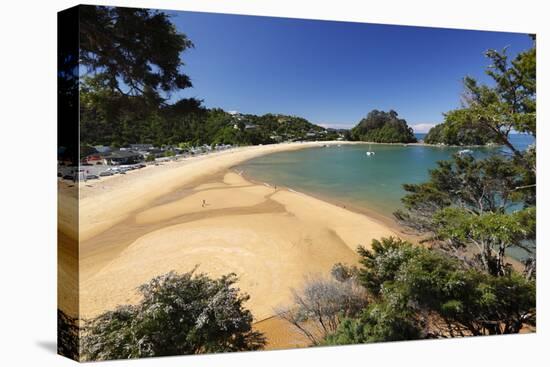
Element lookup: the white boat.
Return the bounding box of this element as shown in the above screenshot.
[366,144,375,156]
[458,149,473,156]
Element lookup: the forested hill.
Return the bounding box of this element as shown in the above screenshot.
[350,110,417,143]
[74,6,340,150]
[424,121,498,145]
[80,93,341,147]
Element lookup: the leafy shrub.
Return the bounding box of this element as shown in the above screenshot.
[82,270,265,361]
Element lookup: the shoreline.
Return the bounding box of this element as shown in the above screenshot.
[59,139,524,349]
[351,140,503,148]
[74,141,353,242]
[233,167,414,242]
[74,168,400,317]
[60,141,402,320]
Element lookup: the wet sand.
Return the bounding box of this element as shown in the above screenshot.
[58,142,401,348]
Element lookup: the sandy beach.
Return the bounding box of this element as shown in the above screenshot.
[59,141,400,349]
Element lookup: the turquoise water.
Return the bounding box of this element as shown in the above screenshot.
[238,134,534,219]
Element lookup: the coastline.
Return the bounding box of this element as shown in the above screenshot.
[234,167,413,241]
[75,141,352,242]
[58,139,528,349]
[58,141,403,348]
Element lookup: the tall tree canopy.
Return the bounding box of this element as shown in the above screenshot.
[79,6,193,100]
[425,43,536,154]
[423,121,498,146]
[395,40,536,278]
[77,5,337,149]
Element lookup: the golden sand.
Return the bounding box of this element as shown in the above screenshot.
[58,142,399,347]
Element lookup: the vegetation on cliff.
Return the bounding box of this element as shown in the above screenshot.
[350,110,417,143]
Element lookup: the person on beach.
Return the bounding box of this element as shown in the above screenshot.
[202,199,206,207]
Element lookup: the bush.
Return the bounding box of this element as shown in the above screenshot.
[356,237,536,337]
[324,301,422,345]
[82,270,265,361]
[325,237,535,346]
[277,270,368,345]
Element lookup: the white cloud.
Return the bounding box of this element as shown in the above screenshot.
[317,122,355,129]
[411,123,438,133]
[317,122,441,132]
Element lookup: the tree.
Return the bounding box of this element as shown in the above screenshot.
[277,268,368,345]
[395,40,536,277]
[78,5,204,148]
[357,237,422,295]
[324,302,422,345]
[338,238,536,340]
[79,6,193,100]
[350,110,417,143]
[424,121,497,146]
[393,243,536,336]
[82,270,265,361]
[428,43,535,166]
[394,154,535,276]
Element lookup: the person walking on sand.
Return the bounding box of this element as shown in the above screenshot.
[202,199,206,208]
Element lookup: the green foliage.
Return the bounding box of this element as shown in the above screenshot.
[425,43,535,150]
[357,237,421,295]
[348,238,535,339]
[328,40,536,346]
[395,153,535,276]
[80,92,331,147]
[325,300,421,345]
[79,6,193,100]
[82,270,265,361]
[78,6,336,148]
[424,121,497,146]
[350,110,417,143]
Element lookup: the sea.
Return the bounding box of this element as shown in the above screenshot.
[237,134,535,259]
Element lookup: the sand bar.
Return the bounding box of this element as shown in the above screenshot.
[59,141,400,347]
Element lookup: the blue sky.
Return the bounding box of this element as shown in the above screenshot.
[166,10,532,132]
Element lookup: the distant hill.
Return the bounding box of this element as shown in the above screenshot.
[424,122,498,146]
[350,110,417,143]
[202,111,341,146]
[80,95,341,147]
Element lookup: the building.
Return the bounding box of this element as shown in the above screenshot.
[103,150,143,165]
[82,154,104,165]
[93,145,112,154]
[129,144,154,151]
